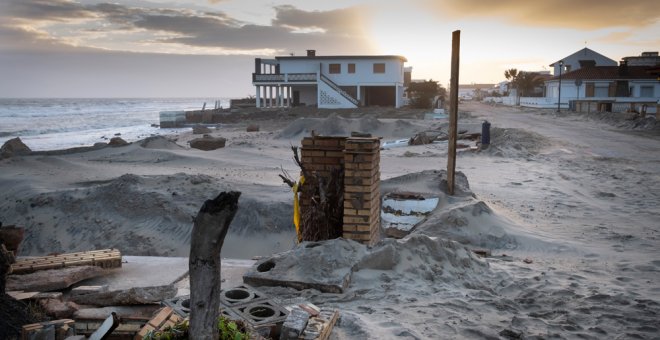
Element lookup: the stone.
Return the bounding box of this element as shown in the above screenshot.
[6,266,108,292]
[108,137,128,146]
[69,285,177,306]
[0,137,31,159]
[246,124,260,132]
[189,136,227,151]
[192,124,212,134]
[39,299,80,319]
[280,306,310,340]
[70,285,109,297]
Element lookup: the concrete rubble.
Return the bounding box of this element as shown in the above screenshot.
[243,238,367,294]
[7,266,108,292]
[189,136,227,150]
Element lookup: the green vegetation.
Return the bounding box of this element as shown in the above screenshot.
[406,80,446,109]
[143,316,249,340]
[504,68,544,97]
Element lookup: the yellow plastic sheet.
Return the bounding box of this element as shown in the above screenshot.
[292,176,305,243]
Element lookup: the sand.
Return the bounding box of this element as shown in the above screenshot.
[1,103,659,338]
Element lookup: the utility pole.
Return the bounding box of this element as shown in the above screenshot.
[447,30,460,195]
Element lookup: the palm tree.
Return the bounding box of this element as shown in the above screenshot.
[504,68,518,81]
[514,72,544,97]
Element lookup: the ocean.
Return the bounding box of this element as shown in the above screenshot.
[0,98,231,151]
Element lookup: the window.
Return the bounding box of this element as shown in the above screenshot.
[373,63,385,73]
[640,86,654,97]
[329,63,341,74]
[348,63,355,74]
[585,83,594,97]
[594,86,609,97]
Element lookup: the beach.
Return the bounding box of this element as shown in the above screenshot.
[1,102,659,338]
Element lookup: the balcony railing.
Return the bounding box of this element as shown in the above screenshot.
[252,73,317,83]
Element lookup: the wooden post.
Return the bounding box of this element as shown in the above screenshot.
[0,244,14,294]
[189,191,241,340]
[447,30,461,196]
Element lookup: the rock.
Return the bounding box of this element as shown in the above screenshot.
[6,266,108,292]
[108,137,128,146]
[246,124,260,132]
[70,285,108,297]
[69,285,177,306]
[189,137,226,151]
[39,298,80,319]
[0,137,31,159]
[192,125,212,134]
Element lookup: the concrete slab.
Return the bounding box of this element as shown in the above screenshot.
[243,239,367,294]
[77,256,188,291]
[172,258,256,297]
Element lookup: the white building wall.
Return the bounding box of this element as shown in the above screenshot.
[552,49,617,75]
[278,58,404,85]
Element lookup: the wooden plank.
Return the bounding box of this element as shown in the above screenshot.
[11,249,121,274]
[447,30,460,196]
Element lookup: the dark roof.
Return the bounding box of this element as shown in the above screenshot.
[548,66,657,81]
[276,55,407,62]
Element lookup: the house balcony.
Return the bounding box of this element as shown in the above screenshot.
[252,73,317,84]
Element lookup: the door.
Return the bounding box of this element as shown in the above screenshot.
[293,91,300,106]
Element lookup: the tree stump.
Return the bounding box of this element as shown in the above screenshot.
[189,191,241,340]
[0,244,15,294]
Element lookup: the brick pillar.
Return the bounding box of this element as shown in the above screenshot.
[299,136,347,240]
[342,137,381,244]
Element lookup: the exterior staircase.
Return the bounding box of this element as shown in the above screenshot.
[319,74,359,107]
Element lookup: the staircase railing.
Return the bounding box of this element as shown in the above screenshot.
[319,74,359,107]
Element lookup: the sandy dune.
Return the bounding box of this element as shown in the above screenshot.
[1,103,659,338]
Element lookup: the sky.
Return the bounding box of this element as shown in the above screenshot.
[1,0,658,98]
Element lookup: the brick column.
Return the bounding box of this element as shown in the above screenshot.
[342,137,381,244]
[299,136,347,240]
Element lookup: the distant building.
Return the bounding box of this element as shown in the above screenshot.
[458,84,496,100]
[542,62,660,114]
[622,51,660,67]
[549,47,617,76]
[252,50,408,109]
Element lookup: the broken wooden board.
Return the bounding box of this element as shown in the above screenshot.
[301,309,339,340]
[11,249,122,274]
[21,319,75,340]
[135,306,184,340]
[76,316,148,339]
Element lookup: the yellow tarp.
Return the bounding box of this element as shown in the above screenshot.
[292,176,305,243]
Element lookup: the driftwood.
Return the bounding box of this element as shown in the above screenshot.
[189,192,241,340]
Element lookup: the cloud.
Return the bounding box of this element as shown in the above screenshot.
[272,5,365,34]
[0,0,94,21]
[0,0,373,55]
[425,0,660,29]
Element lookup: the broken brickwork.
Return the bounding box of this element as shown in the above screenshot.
[299,136,381,244]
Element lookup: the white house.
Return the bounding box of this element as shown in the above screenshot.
[252,50,408,109]
[549,47,617,76]
[542,63,660,114]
